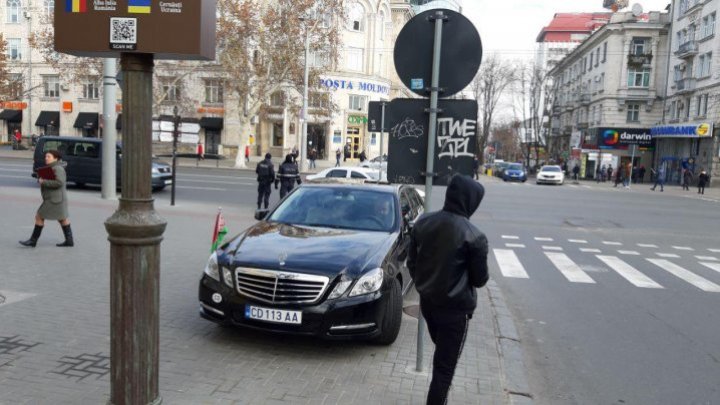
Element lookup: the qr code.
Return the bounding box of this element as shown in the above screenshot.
[110,17,137,44]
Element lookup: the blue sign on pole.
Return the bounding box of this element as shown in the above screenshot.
[410,78,424,90]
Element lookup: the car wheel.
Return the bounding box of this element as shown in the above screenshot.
[371,277,402,345]
[503,178,507,182]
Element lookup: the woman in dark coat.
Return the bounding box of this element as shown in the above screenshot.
[698,168,709,195]
[19,150,74,247]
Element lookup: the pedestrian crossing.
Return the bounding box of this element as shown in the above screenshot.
[492,236,720,294]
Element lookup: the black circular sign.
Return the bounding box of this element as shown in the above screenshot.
[394,8,482,98]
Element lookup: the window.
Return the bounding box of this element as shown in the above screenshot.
[327,169,347,178]
[6,0,21,23]
[308,50,329,68]
[670,100,678,120]
[375,52,385,75]
[347,2,364,32]
[44,0,53,16]
[346,47,363,71]
[7,38,21,60]
[627,68,650,87]
[602,42,607,62]
[270,91,284,106]
[161,79,180,102]
[674,65,683,81]
[595,48,600,66]
[43,76,60,98]
[348,94,366,112]
[696,94,708,116]
[702,13,716,38]
[626,104,640,122]
[631,38,647,55]
[271,123,283,147]
[697,52,712,77]
[378,11,386,41]
[599,73,605,90]
[9,73,23,99]
[204,79,223,103]
[309,92,329,109]
[82,80,99,99]
[589,53,593,71]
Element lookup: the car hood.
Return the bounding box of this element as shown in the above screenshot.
[222,222,397,278]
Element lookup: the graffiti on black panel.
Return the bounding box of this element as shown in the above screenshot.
[391,118,424,140]
[437,118,476,159]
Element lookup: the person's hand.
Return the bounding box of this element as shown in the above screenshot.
[38,178,44,185]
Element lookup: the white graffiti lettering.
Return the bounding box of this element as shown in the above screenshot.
[436,118,476,159]
[391,118,424,140]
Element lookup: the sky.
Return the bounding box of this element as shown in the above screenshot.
[463,0,672,60]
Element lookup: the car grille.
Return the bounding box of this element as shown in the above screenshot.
[157,167,171,174]
[235,267,329,304]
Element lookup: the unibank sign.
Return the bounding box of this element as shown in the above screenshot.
[593,127,654,149]
[650,122,713,138]
[319,76,390,96]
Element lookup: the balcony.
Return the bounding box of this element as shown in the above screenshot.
[627,52,653,67]
[676,77,696,94]
[675,41,699,58]
[579,93,591,105]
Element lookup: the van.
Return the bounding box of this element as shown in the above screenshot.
[33,136,173,191]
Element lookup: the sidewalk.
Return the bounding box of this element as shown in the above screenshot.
[0,173,529,404]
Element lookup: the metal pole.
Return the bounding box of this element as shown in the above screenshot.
[628,144,636,189]
[417,9,445,373]
[300,27,310,172]
[104,53,166,405]
[171,106,179,206]
[379,102,386,182]
[102,58,118,200]
[26,3,33,141]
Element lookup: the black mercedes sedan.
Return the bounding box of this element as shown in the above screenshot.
[198,181,424,345]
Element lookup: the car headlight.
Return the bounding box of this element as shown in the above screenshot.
[151,167,160,174]
[328,275,352,299]
[204,252,220,281]
[348,268,383,297]
[222,267,233,288]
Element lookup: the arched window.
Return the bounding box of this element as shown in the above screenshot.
[347,2,364,32]
[378,10,386,41]
[270,91,285,106]
[7,0,22,23]
[44,0,54,16]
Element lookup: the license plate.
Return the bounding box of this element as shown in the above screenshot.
[245,305,302,325]
[164,179,172,185]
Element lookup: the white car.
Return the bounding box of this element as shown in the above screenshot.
[536,165,565,185]
[306,166,385,182]
[360,155,388,170]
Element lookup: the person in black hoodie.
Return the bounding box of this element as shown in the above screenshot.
[408,174,489,405]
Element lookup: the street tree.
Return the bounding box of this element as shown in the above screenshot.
[512,61,551,169]
[217,0,343,168]
[490,120,522,163]
[0,35,9,100]
[470,55,516,164]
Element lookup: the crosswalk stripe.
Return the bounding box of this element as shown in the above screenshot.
[502,235,519,239]
[568,239,588,244]
[542,246,563,251]
[672,246,694,251]
[493,249,529,278]
[580,248,601,253]
[708,249,720,253]
[637,244,658,248]
[544,252,595,283]
[656,253,680,258]
[618,250,640,255]
[695,256,718,261]
[603,241,622,246]
[647,259,720,292]
[700,262,720,274]
[534,237,553,241]
[596,256,663,289]
[505,243,525,248]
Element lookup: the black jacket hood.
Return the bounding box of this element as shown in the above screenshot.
[442,175,485,218]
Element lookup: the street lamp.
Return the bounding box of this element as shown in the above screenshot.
[298,16,311,173]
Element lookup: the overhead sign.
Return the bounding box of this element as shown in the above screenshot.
[651,122,713,138]
[593,127,655,149]
[386,99,478,185]
[54,0,217,60]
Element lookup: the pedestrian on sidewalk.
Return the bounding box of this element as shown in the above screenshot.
[291,146,299,163]
[19,150,74,248]
[343,143,350,162]
[335,148,341,167]
[275,154,301,199]
[13,129,22,150]
[309,147,317,169]
[606,165,613,184]
[255,153,275,210]
[196,142,205,161]
[359,149,367,163]
[614,167,623,188]
[638,165,646,183]
[572,163,580,182]
[472,155,480,180]
[698,168,709,195]
[407,175,489,405]
[245,144,250,163]
[682,169,693,191]
[651,165,665,191]
[623,162,632,188]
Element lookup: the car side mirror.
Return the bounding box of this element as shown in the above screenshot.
[254,209,269,221]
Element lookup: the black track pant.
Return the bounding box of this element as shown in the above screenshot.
[421,304,471,405]
[257,182,271,209]
[280,182,295,199]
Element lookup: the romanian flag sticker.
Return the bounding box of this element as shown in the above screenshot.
[65,0,87,12]
[128,0,151,14]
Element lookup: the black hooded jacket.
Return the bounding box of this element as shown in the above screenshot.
[407,175,489,313]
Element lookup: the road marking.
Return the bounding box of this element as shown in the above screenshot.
[534,237,553,241]
[580,248,602,253]
[505,243,525,248]
[708,249,720,253]
[568,239,588,244]
[637,244,658,248]
[596,256,663,289]
[700,262,720,274]
[542,246,563,251]
[695,256,718,261]
[618,250,640,255]
[175,185,228,191]
[602,241,622,246]
[656,253,680,258]
[544,252,595,283]
[493,249,529,278]
[672,246,694,251]
[647,259,720,292]
[501,235,519,240]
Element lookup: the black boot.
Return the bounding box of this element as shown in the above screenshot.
[19,225,43,247]
[56,224,74,247]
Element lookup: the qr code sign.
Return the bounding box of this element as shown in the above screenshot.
[110,17,137,44]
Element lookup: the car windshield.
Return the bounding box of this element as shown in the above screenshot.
[542,166,561,172]
[508,164,523,170]
[268,187,397,232]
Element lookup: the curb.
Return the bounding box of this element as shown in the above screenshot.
[486,280,534,404]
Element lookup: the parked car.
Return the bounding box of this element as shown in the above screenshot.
[502,163,527,182]
[493,161,510,178]
[33,136,173,191]
[359,154,388,170]
[198,182,425,344]
[306,166,385,182]
[536,165,565,185]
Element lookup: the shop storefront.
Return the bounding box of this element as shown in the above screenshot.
[650,122,715,184]
[581,127,655,180]
[0,109,23,141]
[36,111,60,136]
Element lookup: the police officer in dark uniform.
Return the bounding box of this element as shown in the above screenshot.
[275,154,301,199]
[255,153,275,209]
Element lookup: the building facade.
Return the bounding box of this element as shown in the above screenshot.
[548,11,670,178]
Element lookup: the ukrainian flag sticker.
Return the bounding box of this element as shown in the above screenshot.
[128,0,151,14]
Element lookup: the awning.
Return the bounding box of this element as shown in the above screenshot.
[199,117,223,130]
[35,111,60,127]
[74,112,99,129]
[0,109,22,122]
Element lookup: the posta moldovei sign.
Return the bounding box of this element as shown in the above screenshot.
[55,0,216,60]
